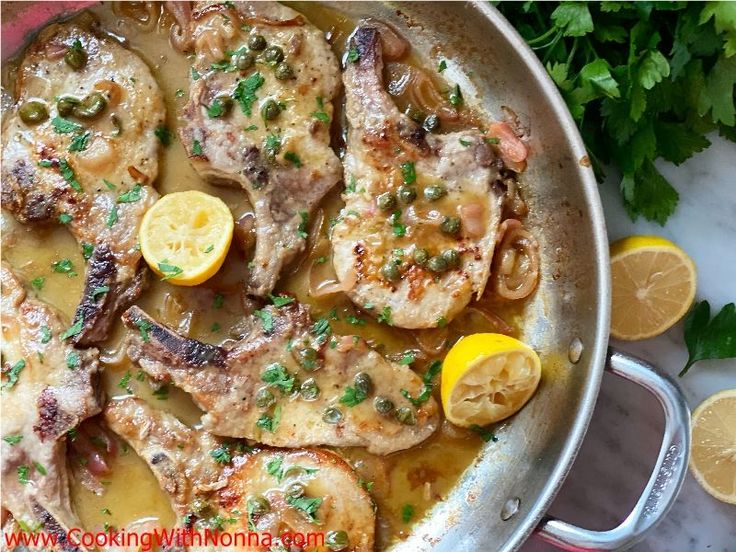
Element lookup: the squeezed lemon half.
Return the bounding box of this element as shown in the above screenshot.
[441,333,541,427]
[610,235,697,340]
[689,389,736,505]
[139,190,234,286]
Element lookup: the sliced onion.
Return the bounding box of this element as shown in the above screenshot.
[456,306,515,335]
[413,328,448,356]
[113,2,160,32]
[492,219,540,301]
[488,122,529,166]
[360,18,409,60]
[166,1,194,52]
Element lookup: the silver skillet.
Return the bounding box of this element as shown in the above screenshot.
[0,2,691,550]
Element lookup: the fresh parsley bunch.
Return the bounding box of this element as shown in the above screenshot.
[499,1,736,225]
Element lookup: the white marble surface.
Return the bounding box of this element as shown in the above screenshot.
[522,135,736,552]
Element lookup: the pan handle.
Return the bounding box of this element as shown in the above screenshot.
[535,347,691,551]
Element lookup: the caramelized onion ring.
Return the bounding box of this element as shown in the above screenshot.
[413,327,449,356]
[113,2,160,32]
[360,18,409,60]
[166,1,194,52]
[492,219,540,301]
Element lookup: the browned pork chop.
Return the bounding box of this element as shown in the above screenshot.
[105,397,375,551]
[331,26,504,329]
[121,302,438,455]
[1,264,101,551]
[1,23,164,345]
[178,1,341,297]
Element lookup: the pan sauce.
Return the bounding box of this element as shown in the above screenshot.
[1,2,533,546]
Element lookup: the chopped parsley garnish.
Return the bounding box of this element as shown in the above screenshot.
[339,385,367,407]
[117,184,142,203]
[377,306,392,325]
[103,179,117,190]
[345,175,357,193]
[389,210,407,237]
[81,242,94,260]
[269,294,294,307]
[210,322,221,333]
[358,477,374,491]
[253,309,274,334]
[118,372,132,392]
[3,435,22,446]
[66,351,80,370]
[207,98,228,118]
[40,325,52,344]
[92,285,109,299]
[59,213,72,224]
[310,96,330,122]
[448,84,463,107]
[68,131,91,152]
[191,139,203,156]
[31,277,45,290]
[398,352,415,365]
[469,424,498,443]
[401,360,442,406]
[244,124,258,132]
[210,446,232,464]
[203,244,214,253]
[51,117,82,134]
[60,316,84,340]
[401,504,414,523]
[315,255,329,264]
[256,404,282,432]
[438,59,448,73]
[213,293,224,309]
[286,495,323,523]
[284,151,302,167]
[2,360,25,389]
[233,72,265,116]
[346,315,365,326]
[297,211,309,239]
[400,162,416,184]
[58,159,82,192]
[191,67,200,81]
[107,205,118,227]
[52,258,76,277]
[135,319,152,342]
[347,46,360,63]
[155,125,173,146]
[261,363,296,394]
[264,133,282,161]
[266,455,284,479]
[484,136,500,145]
[437,316,448,328]
[17,465,30,485]
[459,138,472,147]
[310,317,332,338]
[158,262,183,281]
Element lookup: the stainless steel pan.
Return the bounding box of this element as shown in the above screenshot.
[0,2,691,551]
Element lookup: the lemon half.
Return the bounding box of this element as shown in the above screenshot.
[139,190,234,286]
[610,235,697,341]
[441,333,541,427]
[689,389,736,505]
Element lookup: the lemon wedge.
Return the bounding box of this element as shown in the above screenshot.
[689,389,736,505]
[441,333,541,427]
[139,190,234,286]
[610,235,697,341]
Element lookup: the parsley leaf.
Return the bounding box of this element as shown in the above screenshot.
[253,309,274,334]
[233,72,265,116]
[117,184,142,203]
[269,294,294,307]
[680,301,736,376]
[210,446,232,464]
[339,386,367,407]
[51,117,82,134]
[155,126,173,146]
[158,262,183,281]
[68,131,91,152]
[286,495,323,523]
[261,363,296,394]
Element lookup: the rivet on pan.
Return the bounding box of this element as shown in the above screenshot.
[568,337,583,364]
[500,497,520,521]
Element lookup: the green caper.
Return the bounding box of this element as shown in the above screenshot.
[300,378,320,400]
[274,62,294,80]
[397,185,417,204]
[440,216,461,236]
[427,255,448,273]
[255,388,275,409]
[73,92,107,119]
[323,407,343,424]
[263,45,284,64]
[236,51,255,71]
[406,107,425,124]
[211,95,233,117]
[297,347,319,371]
[413,248,429,266]
[285,481,305,499]
[381,261,401,282]
[248,34,267,51]
[395,406,416,426]
[354,372,373,397]
[374,396,394,415]
[247,495,270,515]
[261,99,281,121]
[18,101,49,125]
[423,113,440,132]
[57,96,80,117]
[190,498,210,516]
[423,184,447,202]
[64,40,87,70]
[376,192,397,212]
[326,530,350,551]
[442,249,461,269]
